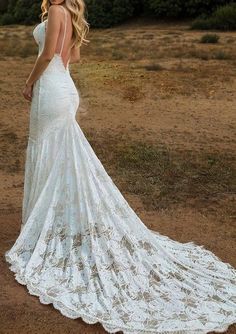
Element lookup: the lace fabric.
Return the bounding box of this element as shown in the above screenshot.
[5,5,236,334]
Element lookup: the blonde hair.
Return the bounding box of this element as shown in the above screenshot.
[40,0,89,47]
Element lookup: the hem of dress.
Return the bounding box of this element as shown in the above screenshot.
[5,253,236,334]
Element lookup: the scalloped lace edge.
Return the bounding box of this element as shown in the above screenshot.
[5,253,236,334]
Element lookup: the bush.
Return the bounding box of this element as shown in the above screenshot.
[185,0,231,17]
[1,0,137,27]
[13,0,41,24]
[200,33,220,43]
[0,0,40,25]
[0,0,8,13]
[0,0,235,30]
[146,0,232,18]
[147,0,184,18]
[0,12,15,25]
[85,0,137,28]
[211,3,236,30]
[191,3,236,30]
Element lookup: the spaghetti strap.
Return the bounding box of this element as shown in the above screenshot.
[59,6,67,56]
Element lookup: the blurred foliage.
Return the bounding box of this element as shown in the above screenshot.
[85,0,136,28]
[0,0,8,12]
[0,0,41,25]
[0,0,235,29]
[148,0,233,18]
[191,3,236,30]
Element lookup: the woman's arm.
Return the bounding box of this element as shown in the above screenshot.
[23,5,61,101]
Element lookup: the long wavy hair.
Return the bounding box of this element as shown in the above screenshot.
[40,0,89,47]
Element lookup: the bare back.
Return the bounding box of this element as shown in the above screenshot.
[46,5,73,69]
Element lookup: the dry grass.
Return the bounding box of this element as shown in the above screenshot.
[85,131,236,219]
[0,22,235,64]
[0,26,37,58]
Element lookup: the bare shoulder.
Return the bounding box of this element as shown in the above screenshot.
[47,4,64,25]
[48,4,63,16]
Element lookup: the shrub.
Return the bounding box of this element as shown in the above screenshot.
[191,3,236,30]
[146,0,232,18]
[211,3,236,30]
[85,0,137,28]
[0,0,8,13]
[147,0,184,18]
[14,0,41,24]
[185,0,231,17]
[0,12,15,25]
[1,0,138,27]
[200,33,220,43]
[0,0,40,25]
[0,0,235,30]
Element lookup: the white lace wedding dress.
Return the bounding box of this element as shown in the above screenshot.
[5,6,236,334]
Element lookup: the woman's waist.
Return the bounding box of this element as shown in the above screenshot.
[38,68,74,86]
[37,54,70,75]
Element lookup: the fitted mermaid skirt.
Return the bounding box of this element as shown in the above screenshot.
[4,18,236,334]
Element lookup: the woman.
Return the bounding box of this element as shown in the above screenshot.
[5,0,236,333]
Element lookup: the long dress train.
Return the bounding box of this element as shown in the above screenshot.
[5,5,236,334]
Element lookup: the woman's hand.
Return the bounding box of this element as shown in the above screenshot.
[22,83,33,102]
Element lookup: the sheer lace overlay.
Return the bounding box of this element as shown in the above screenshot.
[5,6,236,334]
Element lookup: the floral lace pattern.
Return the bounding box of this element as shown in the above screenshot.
[5,7,236,334]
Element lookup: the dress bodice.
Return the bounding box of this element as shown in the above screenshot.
[33,6,70,71]
[33,20,47,56]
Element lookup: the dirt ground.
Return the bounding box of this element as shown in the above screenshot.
[0,18,236,333]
